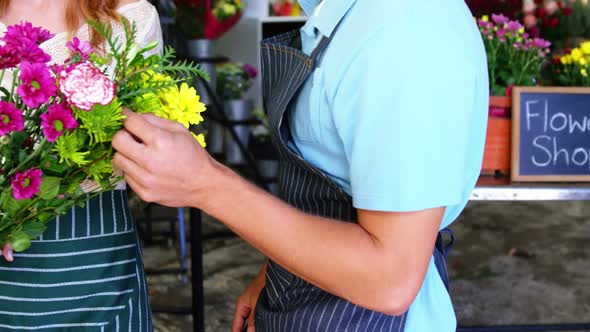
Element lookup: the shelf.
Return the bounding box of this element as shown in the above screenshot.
[260,16,308,23]
[470,177,590,201]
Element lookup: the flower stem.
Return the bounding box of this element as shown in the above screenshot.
[6,138,48,178]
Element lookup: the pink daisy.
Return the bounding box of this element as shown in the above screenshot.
[0,101,25,136]
[40,103,78,142]
[12,168,43,200]
[17,61,57,108]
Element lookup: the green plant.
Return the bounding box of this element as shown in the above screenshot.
[478,14,551,96]
[216,62,257,100]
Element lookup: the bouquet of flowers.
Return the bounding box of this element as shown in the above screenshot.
[0,20,208,252]
[270,0,302,17]
[553,41,590,86]
[216,62,257,100]
[522,0,573,50]
[478,14,552,96]
[174,0,243,40]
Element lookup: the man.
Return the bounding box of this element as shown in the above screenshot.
[112,0,489,330]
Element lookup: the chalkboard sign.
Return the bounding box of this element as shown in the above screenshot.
[512,87,590,182]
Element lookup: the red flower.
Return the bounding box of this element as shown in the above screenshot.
[538,7,548,18]
[550,17,559,27]
[557,1,564,9]
[534,0,543,4]
[542,17,550,27]
[563,7,572,16]
[552,55,562,64]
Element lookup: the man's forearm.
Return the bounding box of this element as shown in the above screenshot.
[198,165,413,315]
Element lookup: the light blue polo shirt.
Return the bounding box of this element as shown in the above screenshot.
[292,0,489,331]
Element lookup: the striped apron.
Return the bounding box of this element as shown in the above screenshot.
[0,190,152,331]
[254,29,453,331]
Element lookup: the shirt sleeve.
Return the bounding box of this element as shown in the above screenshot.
[120,1,164,56]
[331,25,482,212]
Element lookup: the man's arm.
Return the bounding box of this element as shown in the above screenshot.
[112,113,442,315]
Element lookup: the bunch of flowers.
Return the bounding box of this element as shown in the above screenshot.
[0,21,207,251]
[478,14,552,96]
[174,0,243,40]
[216,62,257,100]
[553,41,590,86]
[270,0,302,17]
[522,0,573,50]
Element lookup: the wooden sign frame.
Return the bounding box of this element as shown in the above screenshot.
[512,86,590,182]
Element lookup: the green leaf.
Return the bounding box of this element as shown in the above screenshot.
[22,221,46,238]
[36,212,54,223]
[38,177,61,200]
[10,230,31,252]
[2,194,29,215]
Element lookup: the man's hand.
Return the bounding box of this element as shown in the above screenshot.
[231,264,267,332]
[112,110,220,208]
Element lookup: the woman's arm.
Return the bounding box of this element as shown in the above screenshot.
[112,113,443,315]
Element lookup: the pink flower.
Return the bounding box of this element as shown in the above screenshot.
[496,29,507,39]
[523,1,536,13]
[40,103,78,142]
[507,21,523,31]
[12,168,43,200]
[59,62,115,111]
[0,45,19,69]
[2,22,53,46]
[492,14,510,24]
[0,101,24,136]
[243,63,258,78]
[66,37,93,61]
[545,1,559,15]
[533,37,551,49]
[6,39,51,64]
[17,62,57,108]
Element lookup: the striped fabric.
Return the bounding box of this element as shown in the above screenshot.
[0,190,152,331]
[255,29,451,331]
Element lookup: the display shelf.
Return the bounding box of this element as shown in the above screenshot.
[260,16,308,23]
[471,177,590,201]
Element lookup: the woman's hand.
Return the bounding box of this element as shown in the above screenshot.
[231,264,267,332]
[1,243,13,262]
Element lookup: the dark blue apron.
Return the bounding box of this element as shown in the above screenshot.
[254,25,453,331]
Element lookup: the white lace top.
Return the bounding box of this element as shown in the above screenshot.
[0,0,163,192]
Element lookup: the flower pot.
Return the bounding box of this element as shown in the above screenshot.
[187,39,222,153]
[224,99,253,165]
[482,96,512,175]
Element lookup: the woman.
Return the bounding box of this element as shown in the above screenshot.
[0,0,161,330]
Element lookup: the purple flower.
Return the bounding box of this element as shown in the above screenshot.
[243,63,258,79]
[17,62,57,108]
[2,22,53,46]
[532,38,551,49]
[12,168,43,200]
[40,103,78,142]
[492,14,510,24]
[66,37,93,61]
[496,29,507,38]
[0,101,24,136]
[7,39,51,64]
[523,33,530,39]
[0,45,19,69]
[507,21,523,31]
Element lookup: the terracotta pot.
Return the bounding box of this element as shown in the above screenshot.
[482,96,512,175]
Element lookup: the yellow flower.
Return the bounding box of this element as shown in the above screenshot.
[518,27,525,34]
[561,55,572,65]
[579,57,588,66]
[482,15,489,22]
[192,133,206,148]
[581,68,588,77]
[158,83,206,128]
[581,41,590,55]
[571,48,583,61]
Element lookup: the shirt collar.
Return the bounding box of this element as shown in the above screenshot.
[298,0,357,38]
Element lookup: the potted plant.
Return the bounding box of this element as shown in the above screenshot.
[553,41,590,86]
[216,62,258,164]
[478,13,551,175]
[174,0,243,104]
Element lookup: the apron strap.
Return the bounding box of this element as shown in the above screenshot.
[310,36,331,64]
